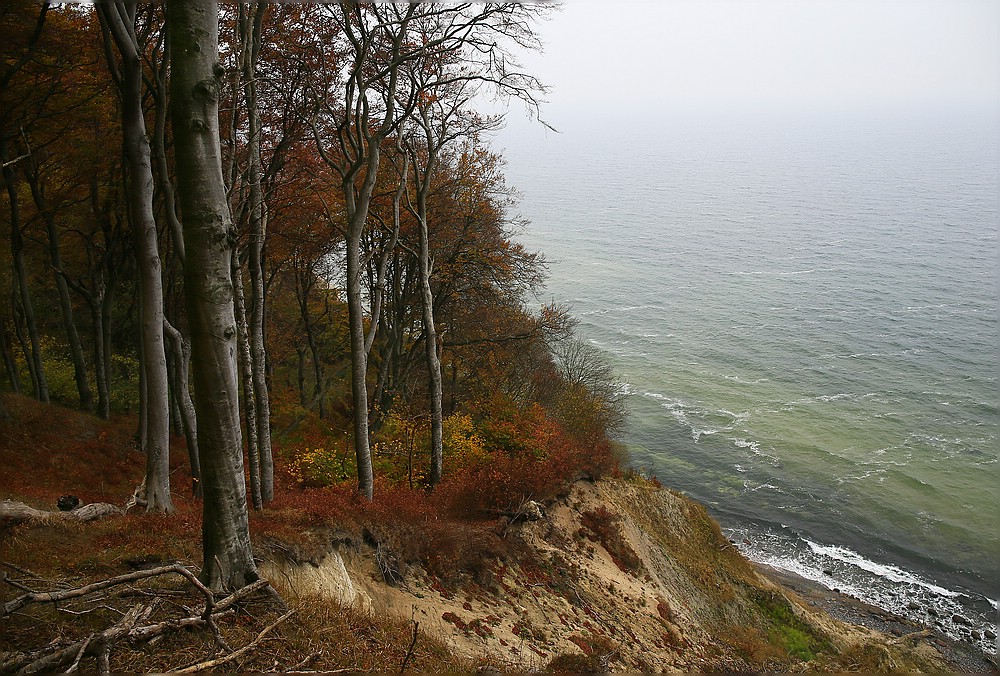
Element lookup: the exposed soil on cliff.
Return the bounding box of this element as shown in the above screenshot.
[3,395,992,672]
[262,477,975,672]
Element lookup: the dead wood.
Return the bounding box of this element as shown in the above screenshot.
[0,499,122,526]
[2,565,281,674]
[174,609,295,672]
[400,619,419,672]
[3,563,209,616]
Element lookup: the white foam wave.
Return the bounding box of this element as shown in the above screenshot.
[579,304,652,316]
[803,539,959,598]
[744,480,783,493]
[721,374,771,385]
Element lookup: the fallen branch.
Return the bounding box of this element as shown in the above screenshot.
[15,601,152,674]
[3,563,210,616]
[0,499,122,526]
[64,635,91,673]
[4,573,277,673]
[175,609,295,673]
[1,569,35,593]
[288,650,322,671]
[0,560,46,579]
[400,619,420,672]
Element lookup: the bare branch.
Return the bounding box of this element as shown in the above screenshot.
[175,609,295,673]
[2,563,208,617]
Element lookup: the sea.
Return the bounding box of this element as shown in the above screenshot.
[497,106,998,655]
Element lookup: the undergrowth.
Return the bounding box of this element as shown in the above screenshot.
[752,590,832,662]
[577,505,645,576]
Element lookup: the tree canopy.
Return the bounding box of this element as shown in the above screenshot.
[0,0,627,591]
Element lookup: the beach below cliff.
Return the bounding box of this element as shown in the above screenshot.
[756,562,997,673]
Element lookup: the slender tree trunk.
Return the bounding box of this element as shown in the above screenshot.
[64,272,110,419]
[24,172,94,413]
[100,271,116,415]
[232,258,261,510]
[151,29,185,266]
[167,0,257,591]
[296,345,306,407]
[3,139,47,403]
[86,180,111,419]
[89,300,110,419]
[346,226,373,499]
[164,318,201,498]
[0,306,20,394]
[294,271,324,418]
[321,4,417,501]
[168,354,184,437]
[99,2,174,512]
[240,3,273,503]
[418,205,444,486]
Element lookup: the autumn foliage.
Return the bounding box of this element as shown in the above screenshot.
[0,1,629,592]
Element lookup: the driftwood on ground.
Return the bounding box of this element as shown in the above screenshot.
[0,499,122,525]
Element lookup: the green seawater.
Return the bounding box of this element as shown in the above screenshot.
[499,108,998,650]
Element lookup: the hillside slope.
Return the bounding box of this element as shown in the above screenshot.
[0,395,979,672]
[262,477,954,672]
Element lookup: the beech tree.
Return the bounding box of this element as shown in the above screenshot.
[308,3,548,499]
[231,3,273,507]
[166,0,257,590]
[1,1,52,404]
[21,151,94,414]
[399,54,505,485]
[98,2,174,513]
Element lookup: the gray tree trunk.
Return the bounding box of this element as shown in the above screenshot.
[310,4,424,500]
[2,135,47,403]
[232,257,261,510]
[88,301,109,419]
[100,274,115,414]
[239,3,273,504]
[417,199,444,486]
[167,0,258,591]
[164,318,201,498]
[345,224,373,499]
[98,2,174,513]
[23,169,94,413]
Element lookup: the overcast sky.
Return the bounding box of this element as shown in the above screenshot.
[515,0,999,117]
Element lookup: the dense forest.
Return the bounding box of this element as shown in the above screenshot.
[1,1,628,592]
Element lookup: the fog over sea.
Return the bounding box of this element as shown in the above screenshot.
[499,107,998,653]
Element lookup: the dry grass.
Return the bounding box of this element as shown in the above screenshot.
[0,396,476,672]
[1,572,472,673]
[1,396,957,673]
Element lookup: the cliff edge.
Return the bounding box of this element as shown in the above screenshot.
[261,477,962,672]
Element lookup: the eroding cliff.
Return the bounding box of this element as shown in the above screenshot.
[261,477,955,672]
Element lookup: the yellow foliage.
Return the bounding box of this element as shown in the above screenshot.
[290,446,355,487]
[442,413,486,469]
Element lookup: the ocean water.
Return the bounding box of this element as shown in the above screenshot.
[498,108,998,653]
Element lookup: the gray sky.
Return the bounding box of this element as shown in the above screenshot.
[518,0,999,116]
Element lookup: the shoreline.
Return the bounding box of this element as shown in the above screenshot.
[755,562,998,673]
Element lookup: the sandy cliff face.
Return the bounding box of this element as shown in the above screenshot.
[262,478,954,672]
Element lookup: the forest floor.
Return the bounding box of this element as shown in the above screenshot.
[1,394,993,672]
